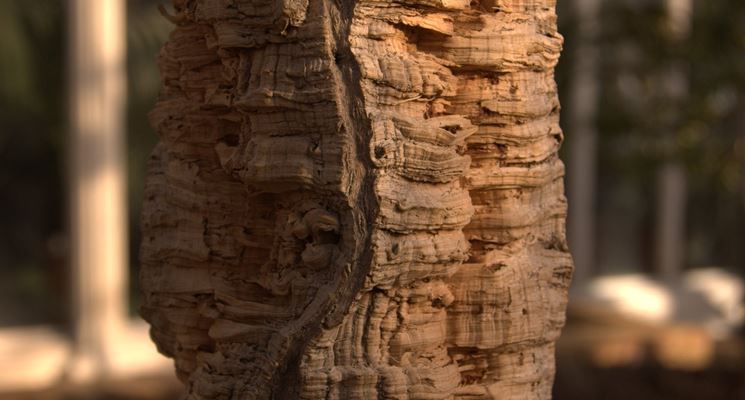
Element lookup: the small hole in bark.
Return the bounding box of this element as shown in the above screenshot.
[442,125,459,134]
[198,343,215,352]
[522,308,528,315]
[374,145,386,159]
[487,262,506,272]
[317,229,340,244]
[221,134,240,147]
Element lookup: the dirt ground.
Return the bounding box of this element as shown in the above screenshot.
[553,305,745,400]
[554,359,745,400]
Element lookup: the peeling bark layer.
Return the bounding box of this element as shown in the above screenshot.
[140,0,572,399]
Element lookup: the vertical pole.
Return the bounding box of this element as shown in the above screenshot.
[655,163,687,281]
[740,112,745,217]
[655,0,690,283]
[68,0,127,381]
[568,0,600,284]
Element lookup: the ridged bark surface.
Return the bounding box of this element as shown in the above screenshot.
[140,0,572,399]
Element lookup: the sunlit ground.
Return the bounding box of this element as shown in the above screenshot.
[0,374,181,400]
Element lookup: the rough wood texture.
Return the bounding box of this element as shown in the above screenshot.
[140,0,572,399]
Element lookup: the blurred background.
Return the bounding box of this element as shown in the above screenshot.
[0,0,743,399]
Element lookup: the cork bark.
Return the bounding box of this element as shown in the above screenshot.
[140,0,572,399]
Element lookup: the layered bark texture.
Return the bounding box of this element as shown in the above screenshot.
[140,0,572,399]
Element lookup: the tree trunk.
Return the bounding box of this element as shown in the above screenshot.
[68,0,127,381]
[655,0,691,282]
[567,0,599,284]
[140,0,571,399]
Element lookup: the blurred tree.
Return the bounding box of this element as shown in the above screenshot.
[566,0,600,284]
[0,0,171,326]
[654,0,690,282]
[559,0,745,275]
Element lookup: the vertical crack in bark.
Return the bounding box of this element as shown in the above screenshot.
[274,0,380,396]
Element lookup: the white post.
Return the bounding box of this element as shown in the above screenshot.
[68,0,127,381]
[568,0,600,284]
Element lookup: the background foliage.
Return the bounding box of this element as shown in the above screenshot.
[558,0,745,274]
